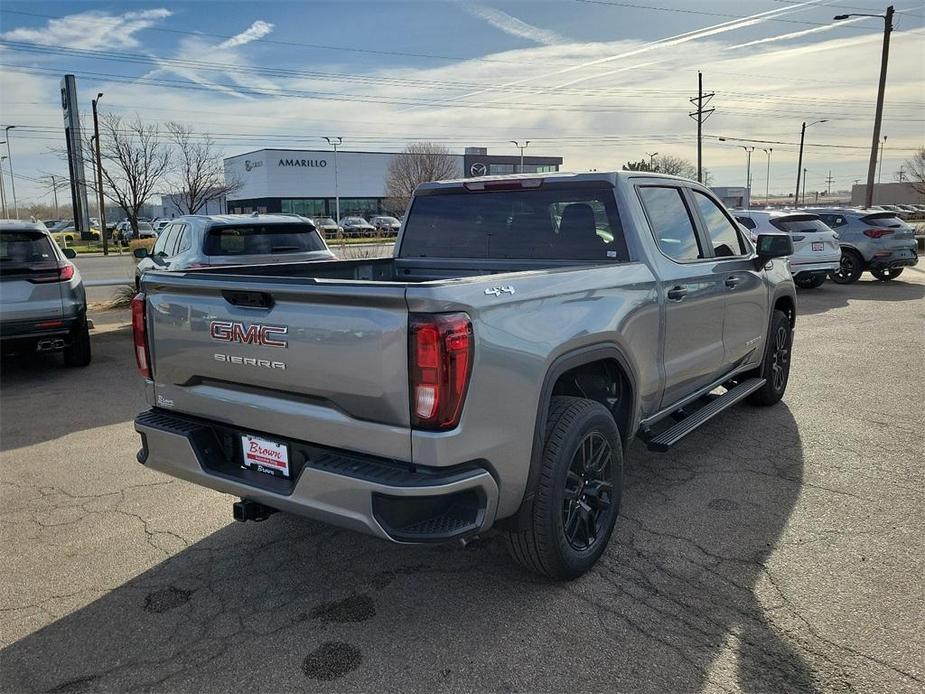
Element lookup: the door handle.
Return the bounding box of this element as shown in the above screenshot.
[724,275,742,288]
[667,286,688,301]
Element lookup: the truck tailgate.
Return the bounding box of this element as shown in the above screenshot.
[143,272,411,460]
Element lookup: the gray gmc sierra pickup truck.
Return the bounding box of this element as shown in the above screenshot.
[133,171,796,579]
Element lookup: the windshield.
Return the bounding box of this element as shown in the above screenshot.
[138,223,154,231]
[343,218,367,224]
[378,217,399,224]
[0,230,57,271]
[769,216,832,234]
[315,218,337,226]
[204,223,327,256]
[401,184,628,261]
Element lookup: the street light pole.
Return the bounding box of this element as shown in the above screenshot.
[50,174,61,218]
[794,120,827,208]
[802,168,808,205]
[762,148,773,204]
[741,146,754,207]
[645,151,658,169]
[92,93,109,255]
[0,150,7,218]
[4,126,18,218]
[877,134,887,184]
[834,6,893,209]
[323,137,342,222]
[510,140,530,173]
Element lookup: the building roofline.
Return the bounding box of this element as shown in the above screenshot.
[225,147,562,163]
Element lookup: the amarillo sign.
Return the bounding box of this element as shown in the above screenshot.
[278,158,327,168]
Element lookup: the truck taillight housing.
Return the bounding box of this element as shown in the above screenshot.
[409,313,473,430]
[863,228,894,239]
[132,292,151,379]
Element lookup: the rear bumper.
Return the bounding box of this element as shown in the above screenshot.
[868,250,918,271]
[134,409,499,543]
[0,314,83,350]
[791,260,840,277]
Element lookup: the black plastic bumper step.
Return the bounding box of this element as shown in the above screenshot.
[645,378,766,452]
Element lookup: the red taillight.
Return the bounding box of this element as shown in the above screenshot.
[863,228,894,239]
[409,313,473,430]
[30,263,75,283]
[132,292,151,379]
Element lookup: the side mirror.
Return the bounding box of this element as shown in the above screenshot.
[62,248,77,259]
[133,248,149,259]
[754,233,793,267]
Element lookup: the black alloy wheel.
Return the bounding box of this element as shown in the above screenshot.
[561,432,614,551]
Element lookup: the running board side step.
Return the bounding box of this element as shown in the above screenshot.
[644,378,766,452]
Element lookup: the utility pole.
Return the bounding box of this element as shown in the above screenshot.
[49,174,61,218]
[795,120,827,209]
[834,6,893,209]
[825,170,835,196]
[762,148,773,204]
[322,137,342,223]
[92,93,109,255]
[688,71,714,183]
[802,168,807,205]
[645,151,658,170]
[4,126,18,219]
[510,140,530,173]
[0,151,7,218]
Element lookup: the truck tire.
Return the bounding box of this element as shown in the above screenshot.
[505,396,623,580]
[747,310,791,406]
[831,249,863,284]
[870,267,903,281]
[63,322,92,367]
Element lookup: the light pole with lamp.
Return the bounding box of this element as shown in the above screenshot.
[877,134,887,184]
[802,168,808,206]
[322,137,342,223]
[0,149,7,218]
[740,146,755,207]
[4,126,18,218]
[762,148,773,204]
[645,151,658,169]
[510,140,530,173]
[92,93,109,255]
[794,119,827,208]
[834,6,893,209]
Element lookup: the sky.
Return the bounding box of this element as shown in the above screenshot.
[0,0,923,207]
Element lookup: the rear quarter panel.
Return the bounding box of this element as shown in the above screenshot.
[406,262,660,518]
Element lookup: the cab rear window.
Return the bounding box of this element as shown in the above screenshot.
[402,184,628,261]
[204,224,326,256]
[769,216,832,234]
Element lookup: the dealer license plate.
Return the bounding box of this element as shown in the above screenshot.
[240,434,290,478]
[812,242,824,251]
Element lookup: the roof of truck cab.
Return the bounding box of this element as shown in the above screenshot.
[165,213,316,227]
[418,170,694,191]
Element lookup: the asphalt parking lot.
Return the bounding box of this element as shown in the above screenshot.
[1,269,923,693]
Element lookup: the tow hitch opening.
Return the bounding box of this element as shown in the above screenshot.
[232,499,278,522]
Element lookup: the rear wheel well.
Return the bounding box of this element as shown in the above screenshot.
[550,358,632,445]
[774,295,796,327]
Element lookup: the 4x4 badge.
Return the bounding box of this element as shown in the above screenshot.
[485,286,515,297]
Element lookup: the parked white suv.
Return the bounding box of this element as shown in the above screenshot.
[734,210,841,289]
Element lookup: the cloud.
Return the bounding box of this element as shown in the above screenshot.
[725,16,865,50]
[0,8,171,50]
[462,4,565,46]
[218,20,275,50]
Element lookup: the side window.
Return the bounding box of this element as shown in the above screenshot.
[637,186,703,262]
[175,225,192,254]
[152,227,174,256]
[692,191,745,257]
[734,216,757,230]
[156,225,179,256]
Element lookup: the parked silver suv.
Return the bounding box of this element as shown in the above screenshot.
[133,214,335,288]
[807,208,918,282]
[0,220,91,366]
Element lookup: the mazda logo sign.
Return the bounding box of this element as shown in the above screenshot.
[470,162,488,176]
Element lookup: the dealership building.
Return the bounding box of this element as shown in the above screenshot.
[223,146,563,218]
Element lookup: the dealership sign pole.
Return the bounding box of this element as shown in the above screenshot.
[60,74,92,236]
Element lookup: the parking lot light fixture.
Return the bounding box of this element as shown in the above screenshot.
[762,148,773,205]
[510,140,530,173]
[740,146,755,206]
[323,137,342,223]
[794,120,827,210]
[645,151,658,169]
[834,6,893,208]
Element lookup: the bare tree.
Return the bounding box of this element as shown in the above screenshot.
[384,142,460,213]
[901,147,925,194]
[164,123,240,214]
[96,114,171,233]
[622,154,709,183]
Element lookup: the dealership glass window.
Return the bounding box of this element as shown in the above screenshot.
[282,199,326,217]
[535,164,558,173]
[490,164,515,175]
[340,198,381,218]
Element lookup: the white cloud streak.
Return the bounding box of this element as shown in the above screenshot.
[725,16,865,50]
[463,4,565,46]
[218,20,275,50]
[0,9,171,50]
